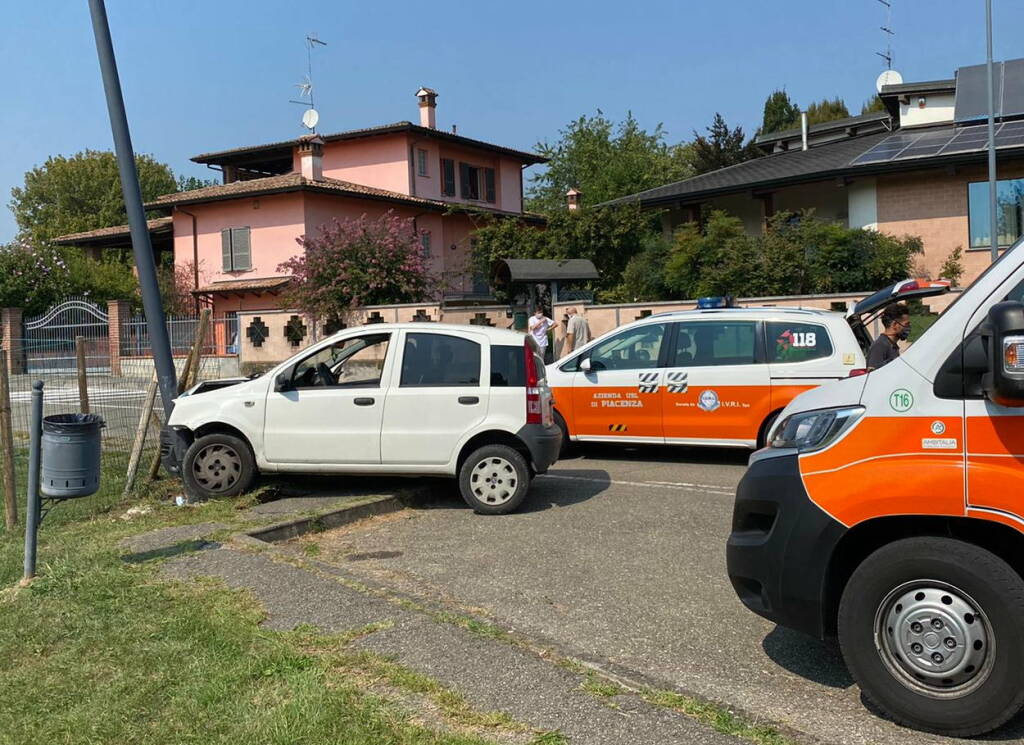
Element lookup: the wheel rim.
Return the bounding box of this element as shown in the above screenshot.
[874,579,993,698]
[469,456,518,505]
[192,443,242,493]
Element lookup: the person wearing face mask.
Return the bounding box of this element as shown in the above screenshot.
[866,303,911,370]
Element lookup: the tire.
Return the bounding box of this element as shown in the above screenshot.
[554,410,574,458]
[757,410,782,449]
[182,432,257,500]
[458,444,531,515]
[838,537,1024,736]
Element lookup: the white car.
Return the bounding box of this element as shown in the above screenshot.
[161,324,561,514]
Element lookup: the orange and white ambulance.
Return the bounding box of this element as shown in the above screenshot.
[728,245,1024,735]
[547,292,942,451]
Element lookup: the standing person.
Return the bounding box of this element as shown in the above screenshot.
[564,307,591,352]
[528,307,554,363]
[867,303,911,370]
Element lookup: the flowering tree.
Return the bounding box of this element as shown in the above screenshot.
[279,211,430,322]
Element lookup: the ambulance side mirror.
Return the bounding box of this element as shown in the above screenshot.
[983,301,1024,407]
[579,357,592,373]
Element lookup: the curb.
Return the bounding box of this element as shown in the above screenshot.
[244,492,419,544]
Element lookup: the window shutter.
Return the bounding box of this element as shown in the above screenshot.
[231,227,251,270]
[221,228,232,271]
[442,159,455,196]
[484,168,496,203]
[459,163,471,198]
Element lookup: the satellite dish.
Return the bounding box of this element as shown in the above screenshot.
[876,69,904,93]
[302,108,319,130]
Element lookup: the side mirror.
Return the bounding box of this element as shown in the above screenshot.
[274,368,293,393]
[579,357,592,373]
[983,301,1024,407]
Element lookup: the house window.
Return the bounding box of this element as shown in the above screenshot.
[220,227,251,271]
[417,148,429,177]
[969,178,1024,248]
[421,231,431,258]
[460,162,480,200]
[484,168,496,204]
[441,159,456,196]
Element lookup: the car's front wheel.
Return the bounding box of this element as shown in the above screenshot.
[182,432,257,500]
[458,444,531,515]
[838,537,1024,736]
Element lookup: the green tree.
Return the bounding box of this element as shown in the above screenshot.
[939,246,965,285]
[9,150,178,246]
[690,113,759,175]
[861,95,887,114]
[0,241,71,314]
[176,174,218,192]
[760,89,801,134]
[609,234,674,302]
[804,97,850,125]
[527,112,693,213]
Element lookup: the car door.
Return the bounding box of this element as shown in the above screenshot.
[661,319,769,447]
[570,323,667,442]
[263,332,392,465]
[765,319,847,412]
[380,330,488,465]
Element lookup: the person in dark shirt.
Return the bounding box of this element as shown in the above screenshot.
[867,303,911,370]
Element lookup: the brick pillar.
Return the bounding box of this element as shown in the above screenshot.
[107,300,129,377]
[1,308,24,375]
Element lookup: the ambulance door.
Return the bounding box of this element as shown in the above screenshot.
[661,320,769,447]
[571,322,668,442]
[765,319,847,411]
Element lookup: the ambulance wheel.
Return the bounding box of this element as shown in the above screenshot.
[182,432,257,500]
[838,537,1024,736]
[554,410,574,457]
[757,410,782,449]
[458,444,531,515]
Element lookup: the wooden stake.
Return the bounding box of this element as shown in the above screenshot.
[0,356,16,529]
[147,309,211,482]
[123,374,158,498]
[75,336,90,414]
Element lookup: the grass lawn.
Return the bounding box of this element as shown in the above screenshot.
[0,464,539,745]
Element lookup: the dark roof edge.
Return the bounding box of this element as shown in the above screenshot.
[755,111,891,145]
[880,78,956,97]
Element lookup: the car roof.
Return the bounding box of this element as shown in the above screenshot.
[328,322,526,343]
[644,306,843,320]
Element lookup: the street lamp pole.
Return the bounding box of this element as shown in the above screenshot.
[986,0,999,263]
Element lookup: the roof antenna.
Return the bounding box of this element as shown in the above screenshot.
[876,0,894,70]
[290,33,327,132]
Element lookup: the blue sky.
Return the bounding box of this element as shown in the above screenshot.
[1,0,1022,242]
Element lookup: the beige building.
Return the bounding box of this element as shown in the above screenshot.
[609,61,1024,286]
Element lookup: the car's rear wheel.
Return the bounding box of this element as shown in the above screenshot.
[554,410,574,457]
[458,444,531,515]
[838,537,1024,736]
[757,410,782,449]
[182,432,257,500]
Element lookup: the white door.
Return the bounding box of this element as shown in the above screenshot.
[381,330,488,465]
[263,332,393,465]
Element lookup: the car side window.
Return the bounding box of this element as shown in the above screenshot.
[292,334,390,389]
[673,322,757,367]
[765,322,833,363]
[400,333,481,387]
[586,324,665,371]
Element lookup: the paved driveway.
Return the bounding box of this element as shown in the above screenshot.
[308,444,1024,745]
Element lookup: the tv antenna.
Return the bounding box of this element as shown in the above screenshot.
[290,33,327,130]
[875,0,894,70]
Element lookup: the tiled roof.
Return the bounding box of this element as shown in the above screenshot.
[52,217,173,245]
[193,276,291,295]
[754,112,891,145]
[191,121,547,166]
[145,172,545,223]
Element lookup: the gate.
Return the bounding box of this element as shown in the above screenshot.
[24,297,110,374]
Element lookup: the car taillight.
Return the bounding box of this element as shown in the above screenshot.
[524,342,542,424]
[848,368,868,377]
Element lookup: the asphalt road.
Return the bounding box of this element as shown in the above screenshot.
[310,443,1024,745]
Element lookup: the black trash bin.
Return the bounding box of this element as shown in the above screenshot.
[40,414,104,499]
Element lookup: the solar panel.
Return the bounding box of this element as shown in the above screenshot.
[848,118,1024,167]
[955,59,1024,122]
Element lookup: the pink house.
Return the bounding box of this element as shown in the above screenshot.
[55,88,546,317]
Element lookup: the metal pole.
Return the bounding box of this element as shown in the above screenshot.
[986,0,999,263]
[87,0,177,415]
[22,380,43,582]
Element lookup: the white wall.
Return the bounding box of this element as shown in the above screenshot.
[847,177,878,229]
[899,93,955,128]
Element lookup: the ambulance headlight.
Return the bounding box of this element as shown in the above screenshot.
[769,406,864,452]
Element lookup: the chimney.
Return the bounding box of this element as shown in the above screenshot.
[417,87,438,129]
[566,187,581,211]
[800,112,809,151]
[298,135,324,181]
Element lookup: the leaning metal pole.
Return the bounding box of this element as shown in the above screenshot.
[22,381,42,582]
[986,0,999,264]
[87,0,177,415]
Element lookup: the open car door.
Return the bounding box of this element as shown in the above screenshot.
[846,278,951,354]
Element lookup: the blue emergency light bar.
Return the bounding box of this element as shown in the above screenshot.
[697,296,736,309]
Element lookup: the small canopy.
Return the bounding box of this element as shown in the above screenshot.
[492,259,599,285]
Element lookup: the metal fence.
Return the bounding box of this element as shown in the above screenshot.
[24,296,110,374]
[120,313,239,358]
